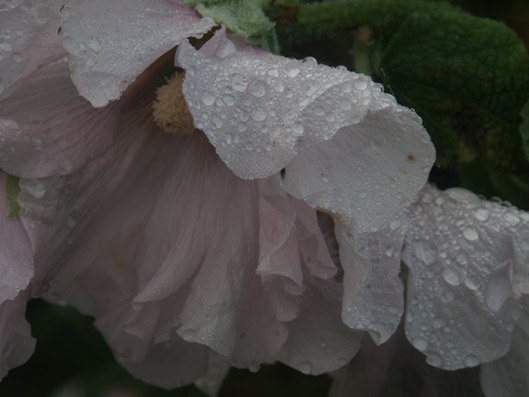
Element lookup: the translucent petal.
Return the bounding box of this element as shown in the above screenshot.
[0,60,121,178]
[0,0,64,98]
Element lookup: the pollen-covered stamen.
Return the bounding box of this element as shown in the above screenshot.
[152,72,196,134]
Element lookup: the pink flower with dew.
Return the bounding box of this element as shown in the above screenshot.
[10,1,527,396]
[0,0,433,388]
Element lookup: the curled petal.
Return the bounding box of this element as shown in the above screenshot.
[177,29,434,233]
[402,185,527,370]
[0,60,121,178]
[0,0,64,98]
[60,0,215,107]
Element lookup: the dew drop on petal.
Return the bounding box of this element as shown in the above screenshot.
[473,208,490,221]
[201,92,215,106]
[442,269,460,286]
[231,74,247,92]
[299,362,312,375]
[412,337,428,351]
[248,79,266,97]
[464,355,479,367]
[463,227,479,241]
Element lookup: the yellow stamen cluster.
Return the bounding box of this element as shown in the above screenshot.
[152,73,196,135]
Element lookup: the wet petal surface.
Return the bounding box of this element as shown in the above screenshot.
[403,185,528,370]
[60,0,215,107]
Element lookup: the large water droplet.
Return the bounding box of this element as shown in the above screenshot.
[412,337,428,351]
[87,37,101,52]
[464,355,479,367]
[463,227,479,241]
[216,38,236,58]
[248,79,266,97]
[201,91,215,106]
[473,208,489,221]
[464,276,479,290]
[442,269,460,286]
[299,362,312,375]
[354,79,368,90]
[231,74,247,92]
[251,109,267,121]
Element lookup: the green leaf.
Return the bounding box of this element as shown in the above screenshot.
[187,0,279,53]
[276,0,462,47]
[5,174,20,219]
[520,98,529,161]
[381,11,529,172]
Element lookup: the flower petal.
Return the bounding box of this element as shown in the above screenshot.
[276,279,363,375]
[481,298,529,397]
[284,107,434,234]
[0,172,33,303]
[177,29,434,233]
[0,59,122,178]
[338,221,406,345]
[402,185,527,370]
[0,288,35,380]
[0,0,64,98]
[59,0,215,107]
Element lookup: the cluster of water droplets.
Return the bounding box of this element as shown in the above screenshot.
[177,31,383,179]
[401,185,528,370]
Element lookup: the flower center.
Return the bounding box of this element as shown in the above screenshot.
[152,72,196,135]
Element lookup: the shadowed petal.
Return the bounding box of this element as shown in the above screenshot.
[481,298,529,397]
[0,60,121,178]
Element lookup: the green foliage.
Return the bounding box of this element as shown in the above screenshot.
[187,0,279,53]
[276,0,463,47]
[381,11,529,172]
[5,174,20,219]
[521,98,529,161]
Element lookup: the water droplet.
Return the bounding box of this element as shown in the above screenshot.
[354,79,368,90]
[248,79,266,97]
[427,354,443,367]
[463,227,479,241]
[473,208,489,221]
[181,328,196,340]
[464,355,479,367]
[292,123,304,135]
[231,74,247,92]
[267,68,279,77]
[464,276,479,290]
[299,362,312,374]
[285,64,300,77]
[215,38,236,58]
[412,337,428,351]
[320,340,327,348]
[201,92,215,106]
[503,212,520,226]
[238,122,247,133]
[223,95,235,106]
[432,318,445,329]
[272,80,284,93]
[443,269,460,286]
[11,52,22,62]
[251,109,267,121]
[249,361,260,373]
[320,173,329,183]
[87,37,101,51]
[24,180,45,199]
